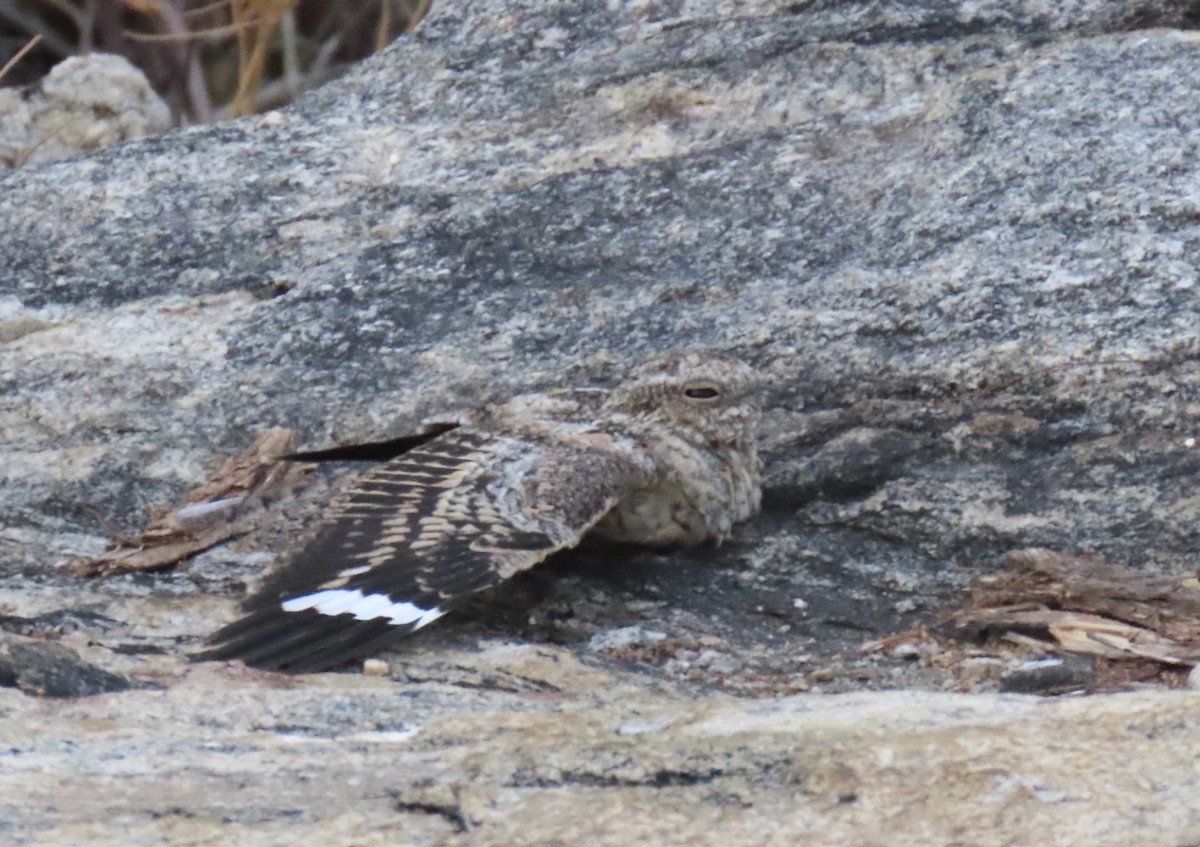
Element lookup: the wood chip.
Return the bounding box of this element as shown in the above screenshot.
[940,548,1200,665]
[74,427,309,576]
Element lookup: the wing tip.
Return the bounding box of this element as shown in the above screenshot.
[193,604,432,673]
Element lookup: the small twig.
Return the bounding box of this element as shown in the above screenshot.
[13,122,68,169]
[146,0,216,124]
[214,63,343,119]
[403,0,433,33]
[232,24,271,116]
[308,31,344,78]
[0,34,42,84]
[375,0,392,53]
[79,0,98,53]
[182,0,236,19]
[123,21,253,42]
[279,8,300,100]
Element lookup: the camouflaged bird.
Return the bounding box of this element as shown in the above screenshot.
[197,350,763,673]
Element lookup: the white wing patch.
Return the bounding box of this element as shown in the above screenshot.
[281,588,446,628]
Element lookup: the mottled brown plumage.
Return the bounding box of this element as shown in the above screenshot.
[196,350,763,673]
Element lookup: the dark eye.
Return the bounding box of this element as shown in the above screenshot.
[684,385,721,400]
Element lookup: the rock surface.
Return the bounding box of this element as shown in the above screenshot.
[5,645,1200,846]
[0,53,171,170]
[3,0,1200,843]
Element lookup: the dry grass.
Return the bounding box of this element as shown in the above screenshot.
[0,30,40,82]
[0,0,433,122]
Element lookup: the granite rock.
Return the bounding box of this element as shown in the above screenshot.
[0,53,171,171]
[3,0,1200,843]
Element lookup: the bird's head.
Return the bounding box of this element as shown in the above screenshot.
[603,349,764,447]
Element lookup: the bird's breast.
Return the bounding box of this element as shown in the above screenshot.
[589,438,761,546]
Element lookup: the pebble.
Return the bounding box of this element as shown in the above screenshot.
[693,649,742,674]
[587,625,667,651]
[362,658,390,677]
[1000,655,1095,695]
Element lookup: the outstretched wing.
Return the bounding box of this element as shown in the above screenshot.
[195,428,651,673]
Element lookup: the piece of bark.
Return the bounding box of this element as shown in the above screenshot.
[968,548,1200,625]
[74,427,308,576]
[975,608,1194,664]
[940,548,1200,665]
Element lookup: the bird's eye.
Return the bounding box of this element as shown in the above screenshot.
[684,384,721,400]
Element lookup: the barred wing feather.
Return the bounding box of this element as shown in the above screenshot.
[196,428,648,672]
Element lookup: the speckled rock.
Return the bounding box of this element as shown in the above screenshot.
[0,634,132,698]
[4,646,1200,846]
[4,0,1200,844]
[0,53,171,170]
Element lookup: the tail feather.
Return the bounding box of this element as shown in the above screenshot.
[194,606,421,672]
[267,620,410,674]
